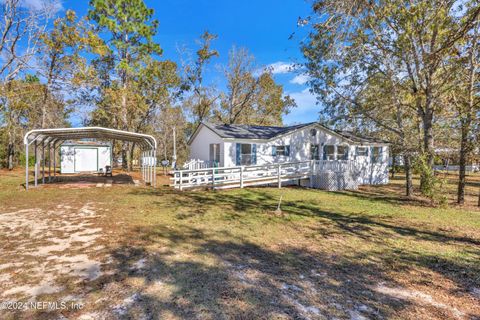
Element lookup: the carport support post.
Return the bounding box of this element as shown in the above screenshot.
[42,142,45,184]
[48,142,52,182]
[25,143,29,190]
[34,141,38,187]
[53,142,57,179]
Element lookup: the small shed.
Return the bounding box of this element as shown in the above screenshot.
[60,142,112,174]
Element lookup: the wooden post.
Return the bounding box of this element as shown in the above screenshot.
[240,166,244,188]
[212,168,215,189]
[277,163,281,188]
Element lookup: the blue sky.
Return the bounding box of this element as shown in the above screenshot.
[61,0,319,125]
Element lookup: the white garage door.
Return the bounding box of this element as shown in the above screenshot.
[74,148,98,172]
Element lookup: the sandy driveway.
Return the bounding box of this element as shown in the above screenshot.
[0,202,112,318]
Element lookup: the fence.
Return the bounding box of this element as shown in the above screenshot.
[171,160,357,191]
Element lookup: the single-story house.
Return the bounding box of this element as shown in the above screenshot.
[188,122,390,185]
[61,142,112,174]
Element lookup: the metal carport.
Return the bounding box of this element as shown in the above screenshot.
[23,127,157,190]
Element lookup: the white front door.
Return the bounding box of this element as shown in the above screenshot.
[74,148,98,172]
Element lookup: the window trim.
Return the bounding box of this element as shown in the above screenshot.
[371,146,383,163]
[311,144,320,160]
[336,145,349,160]
[355,146,369,157]
[273,145,290,157]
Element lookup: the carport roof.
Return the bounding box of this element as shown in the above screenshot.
[24,127,157,150]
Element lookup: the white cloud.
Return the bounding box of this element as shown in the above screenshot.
[290,73,311,85]
[283,88,320,124]
[261,61,296,75]
[14,0,63,13]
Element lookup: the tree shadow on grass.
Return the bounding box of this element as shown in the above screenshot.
[119,187,480,318]
[99,224,414,319]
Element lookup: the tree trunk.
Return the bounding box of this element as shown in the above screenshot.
[7,142,14,170]
[391,153,396,179]
[121,91,128,171]
[404,154,413,197]
[420,109,435,191]
[128,143,136,171]
[457,125,469,204]
[478,188,480,207]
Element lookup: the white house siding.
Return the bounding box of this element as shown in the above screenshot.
[223,125,351,167]
[189,126,225,167]
[188,124,389,185]
[353,146,389,185]
[60,145,111,174]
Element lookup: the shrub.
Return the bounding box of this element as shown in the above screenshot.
[414,154,448,206]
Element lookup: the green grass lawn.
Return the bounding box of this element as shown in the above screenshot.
[0,169,479,319]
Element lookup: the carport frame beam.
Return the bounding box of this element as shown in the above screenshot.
[24,127,157,191]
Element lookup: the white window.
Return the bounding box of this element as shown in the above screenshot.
[337,145,349,160]
[323,145,335,160]
[272,145,290,157]
[371,146,383,163]
[356,146,368,157]
[236,143,257,166]
[311,144,320,160]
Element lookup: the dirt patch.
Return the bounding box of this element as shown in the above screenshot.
[0,202,106,301]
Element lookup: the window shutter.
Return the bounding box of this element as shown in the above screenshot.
[322,146,327,160]
[272,146,277,156]
[252,144,257,165]
[216,144,220,164]
[286,145,290,157]
[236,143,241,166]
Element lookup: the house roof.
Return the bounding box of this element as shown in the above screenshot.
[190,121,387,145]
[334,130,389,144]
[202,122,316,140]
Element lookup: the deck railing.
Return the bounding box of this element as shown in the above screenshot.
[171,160,356,190]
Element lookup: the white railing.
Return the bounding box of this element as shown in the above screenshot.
[313,160,354,173]
[171,160,355,190]
[183,159,213,170]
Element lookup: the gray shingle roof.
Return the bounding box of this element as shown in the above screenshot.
[334,130,389,144]
[202,122,316,140]
[195,122,387,144]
